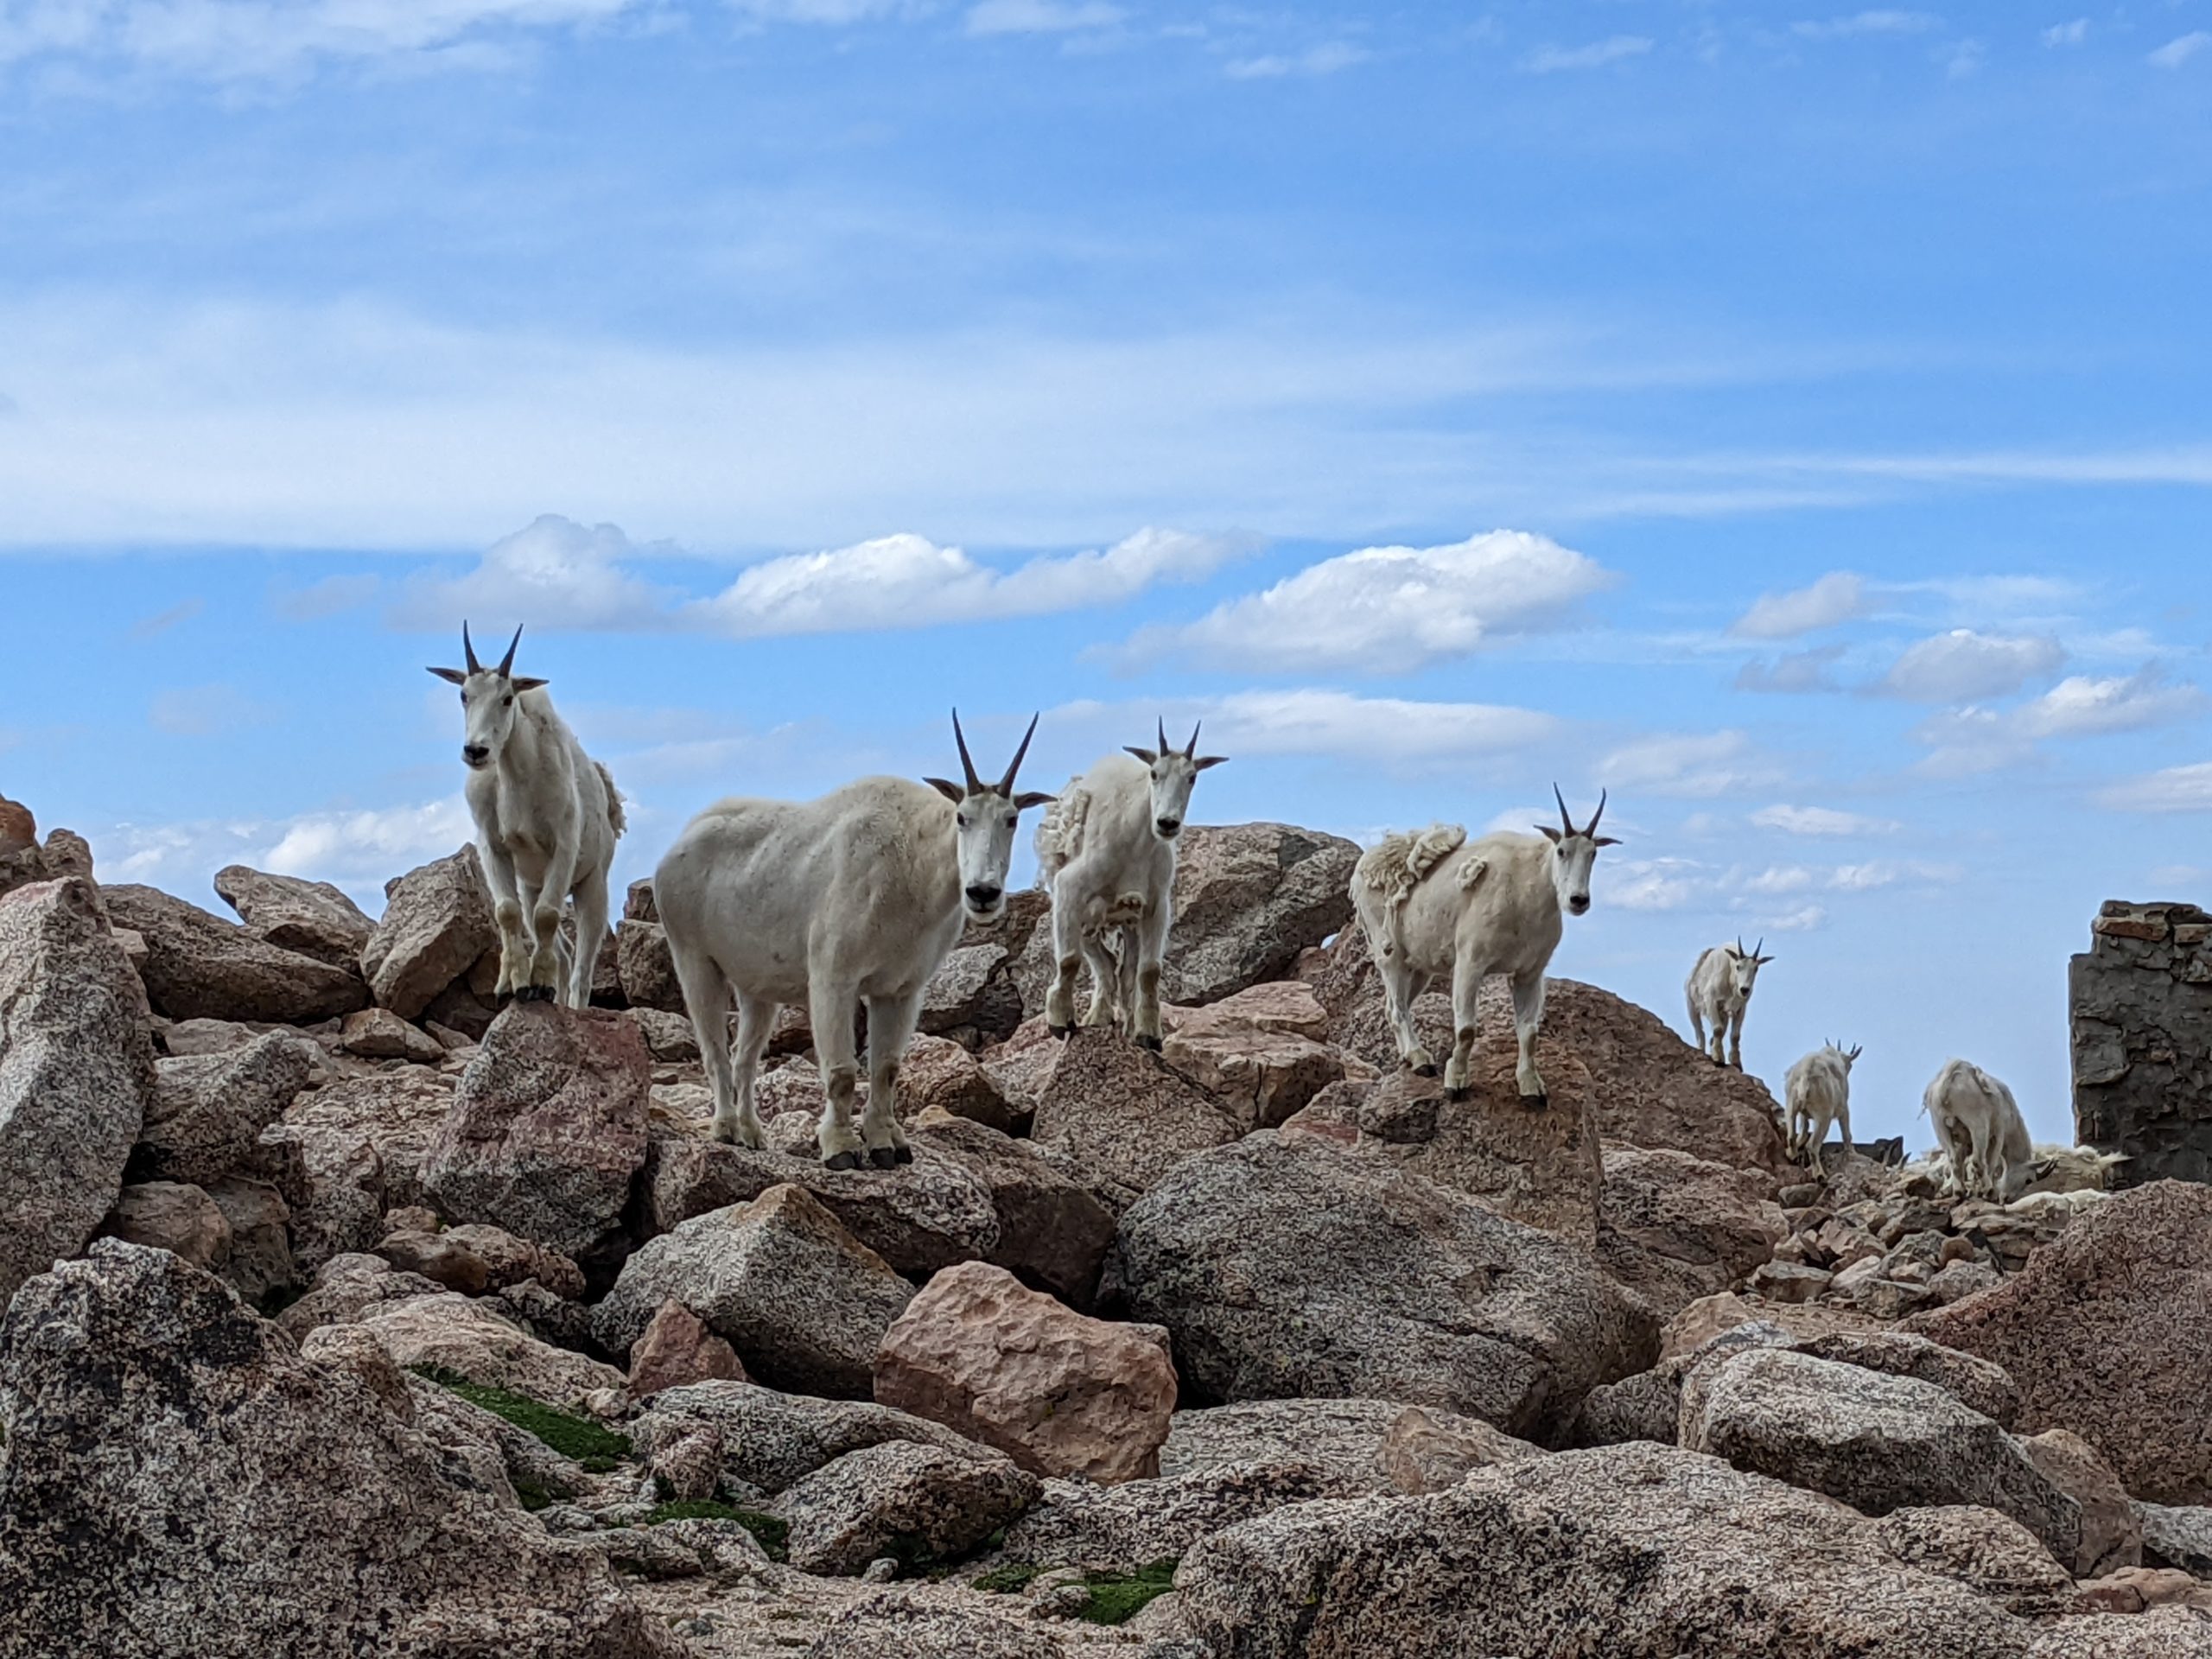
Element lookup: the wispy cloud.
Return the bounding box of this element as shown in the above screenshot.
[1752,804,1903,836]
[148,683,274,738]
[1520,35,1651,73]
[1224,41,1367,79]
[273,573,381,621]
[2100,763,2212,813]
[96,796,472,899]
[1875,629,2066,703]
[131,597,205,640]
[1791,11,1941,41]
[1736,645,1848,695]
[1119,530,1614,675]
[963,0,1123,37]
[2040,19,2087,48]
[1908,668,2202,777]
[1731,571,1866,639]
[1599,730,1782,799]
[2149,33,2211,70]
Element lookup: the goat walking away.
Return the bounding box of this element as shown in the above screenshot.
[1687,937,1772,1071]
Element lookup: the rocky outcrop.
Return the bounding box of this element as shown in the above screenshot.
[624,1300,747,1398]
[771,1441,1039,1576]
[359,845,497,1020]
[1160,982,1350,1131]
[989,1459,1364,1571]
[0,877,156,1303]
[1910,1179,2212,1503]
[130,1029,316,1188]
[595,1185,915,1397]
[1149,822,1361,1006]
[0,1241,679,1659]
[906,1110,1117,1307]
[1027,1027,1240,1206]
[105,881,368,1023]
[1159,1397,1535,1493]
[302,1288,625,1408]
[1596,1144,1789,1318]
[2070,900,2212,1185]
[212,864,375,969]
[419,1001,652,1274]
[874,1262,1178,1483]
[630,1379,995,1496]
[1105,1132,1656,1437]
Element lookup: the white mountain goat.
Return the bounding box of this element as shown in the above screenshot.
[1783,1040,1860,1167]
[1350,786,1618,1106]
[1686,936,1773,1070]
[428,624,624,1008]
[654,711,1052,1167]
[1922,1058,2034,1203]
[1034,719,1227,1048]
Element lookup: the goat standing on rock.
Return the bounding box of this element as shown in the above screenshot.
[654,711,1052,1168]
[1351,786,1618,1107]
[1686,936,1771,1070]
[1034,720,1227,1049]
[1923,1058,2033,1203]
[1783,1040,1860,1168]
[428,624,624,1008]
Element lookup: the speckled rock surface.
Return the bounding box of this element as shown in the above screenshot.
[105,881,367,1023]
[630,1379,995,1496]
[906,1110,1116,1307]
[771,1440,1039,1577]
[312,1288,626,1408]
[130,1029,316,1187]
[989,1459,1363,1571]
[212,864,375,969]
[359,844,498,1020]
[1157,1397,1514,1492]
[624,1300,748,1398]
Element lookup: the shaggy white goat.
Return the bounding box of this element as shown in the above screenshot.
[1686,937,1772,1070]
[1783,1040,1860,1168]
[1349,786,1618,1105]
[653,711,1052,1166]
[428,624,624,1008]
[1906,1141,2126,1200]
[1922,1058,2034,1203]
[1034,719,1226,1048]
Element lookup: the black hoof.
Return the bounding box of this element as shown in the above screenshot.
[1135,1033,1162,1052]
[1445,1085,1471,1104]
[1520,1092,1549,1111]
[868,1147,900,1170]
[1049,1023,1074,1039]
[894,1145,915,1165]
[823,1150,861,1172]
[1412,1061,1440,1079]
[516,985,553,1003]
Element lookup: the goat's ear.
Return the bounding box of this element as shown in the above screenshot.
[1194,755,1229,771]
[511,676,548,693]
[1124,747,1158,764]
[1592,836,1621,848]
[1014,791,1057,810]
[1535,825,1562,843]
[428,665,467,685]
[924,777,965,804]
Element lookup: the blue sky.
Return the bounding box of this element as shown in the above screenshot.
[4,1,2211,1143]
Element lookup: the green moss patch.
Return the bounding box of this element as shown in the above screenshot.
[411,1366,632,1465]
[644,1499,788,1561]
[1075,1561,1178,1626]
[972,1563,1044,1595]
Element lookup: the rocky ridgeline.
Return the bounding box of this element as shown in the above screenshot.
[3,800,2212,1656]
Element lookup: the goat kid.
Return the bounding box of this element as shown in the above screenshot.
[1687,936,1772,1070]
[655,711,1052,1168]
[1350,785,1618,1107]
[1783,1040,1860,1168]
[1034,719,1226,1048]
[428,624,624,1008]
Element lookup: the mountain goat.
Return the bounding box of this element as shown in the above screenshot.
[1923,1058,2033,1203]
[1687,937,1772,1070]
[1350,786,1618,1106]
[654,711,1052,1168]
[1034,719,1226,1048]
[1783,1040,1860,1168]
[427,623,624,1008]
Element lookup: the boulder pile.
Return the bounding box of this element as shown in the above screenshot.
[2,809,2207,1657]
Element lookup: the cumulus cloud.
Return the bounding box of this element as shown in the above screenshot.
[1609,858,1705,912]
[694,526,1249,638]
[2149,32,2211,69]
[1121,530,1613,675]
[1732,571,1866,639]
[1752,804,1902,836]
[1052,688,1557,769]
[1876,629,2065,702]
[1598,730,1779,799]
[96,796,472,899]
[1521,35,1652,73]
[1735,645,1847,695]
[2013,669,2207,739]
[963,0,1122,35]
[401,516,673,634]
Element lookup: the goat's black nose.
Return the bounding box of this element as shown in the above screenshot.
[1569,895,1591,915]
[966,883,1002,909]
[1156,818,1180,836]
[463,744,489,766]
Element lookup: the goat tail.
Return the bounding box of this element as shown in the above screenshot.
[596,760,628,839]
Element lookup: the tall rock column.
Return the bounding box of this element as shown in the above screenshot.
[2070,899,2212,1185]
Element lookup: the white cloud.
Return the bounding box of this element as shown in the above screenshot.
[131,597,206,639]
[1521,35,1651,73]
[1791,11,1940,40]
[1745,864,1818,895]
[1940,38,1984,79]
[963,0,1122,36]
[1609,858,1705,912]
[1827,859,1960,891]
[1877,629,2065,702]
[1752,804,1902,836]
[1910,706,2033,777]
[1736,645,1847,695]
[1225,41,1367,79]
[1761,904,1828,932]
[2101,764,2212,813]
[274,573,380,621]
[1731,571,1866,639]
[2041,19,2087,48]
[2013,669,2206,739]
[1599,730,1779,799]
[404,515,672,633]
[1122,530,1613,675]
[95,796,472,900]
[693,526,1249,638]
[2149,32,2211,69]
[1196,689,1557,766]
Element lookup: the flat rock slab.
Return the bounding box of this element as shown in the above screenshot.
[105,881,367,1024]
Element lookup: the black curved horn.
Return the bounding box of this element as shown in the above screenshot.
[1553,783,1573,836]
[951,709,982,793]
[1185,720,1201,759]
[463,621,481,675]
[497,624,523,677]
[1157,715,1168,756]
[998,712,1039,795]
[1586,788,1607,836]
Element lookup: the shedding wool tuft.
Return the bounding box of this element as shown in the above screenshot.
[1357,824,1469,958]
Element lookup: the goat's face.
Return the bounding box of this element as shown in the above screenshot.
[1726,936,1775,996]
[1125,721,1228,842]
[925,710,1055,923]
[427,624,543,772]
[1535,785,1619,918]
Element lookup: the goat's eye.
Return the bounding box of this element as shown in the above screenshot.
[503,695,514,708]
[459,691,467,705]
[1004,815,1017,830]
[957,815,969,830]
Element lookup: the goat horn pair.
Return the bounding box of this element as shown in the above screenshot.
[1553,784,1606,837]
[950,709,1039,797]
[1155,717,1201,759]
[460,622,523,677]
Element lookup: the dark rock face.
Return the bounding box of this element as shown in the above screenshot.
[0,877,156,1303]
[105,882,369,1023]
[1105,1131,1656,1437]
[0,1240,681,1659]
[2070,900,2212,1185]
[770,1440,1040,1576]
